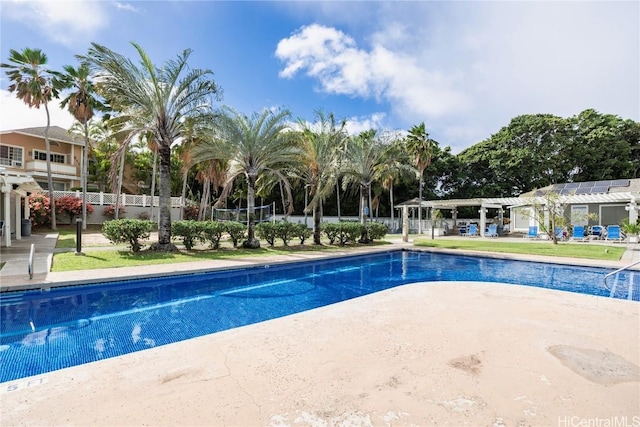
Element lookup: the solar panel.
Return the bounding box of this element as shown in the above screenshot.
[575,188,591,195]
[564,183,579,189]
[610,179,630,187]
[591,185,609,194]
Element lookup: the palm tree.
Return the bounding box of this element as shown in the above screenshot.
[81,42,221,251]
[379,137,415,232]
[406,122,436,234]
[55,62,107,229]
[2,48,60,229]
[297,111,348,244]
[191,107,300,248]
[341,130,397,242]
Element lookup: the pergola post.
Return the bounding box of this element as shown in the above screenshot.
[402,205,409,242]
[479,207,487,237]
[3,188,11,247]
[625,201,638,225]
[14,192,21,240]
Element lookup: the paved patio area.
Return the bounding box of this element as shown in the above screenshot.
[0,232,638,426]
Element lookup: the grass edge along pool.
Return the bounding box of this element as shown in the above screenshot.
[1,250,638,383]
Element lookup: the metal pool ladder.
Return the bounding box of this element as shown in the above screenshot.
[603,259,640,299]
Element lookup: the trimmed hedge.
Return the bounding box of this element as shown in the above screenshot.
[102,219,154,252]
[257,221,313,246]
[321,221,388,245]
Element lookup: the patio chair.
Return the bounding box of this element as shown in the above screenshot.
[458,225,467,236]
[554,227,567,241]
[571,225,586,241]
[486,224,498,237]
[590,225,604,239]
[605,225,624,242]
[524,226,538,239]
[467,224,479,237]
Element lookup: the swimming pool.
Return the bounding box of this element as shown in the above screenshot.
[1,250,638,383]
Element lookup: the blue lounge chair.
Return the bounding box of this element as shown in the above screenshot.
[571,225,586,241]
[554,227,567,241]
[468,224,479,237]
[606,225,623,242]
[590,225,604,239]
[486,224,498,237]
[524,226,538,239]
[458,225,467,236]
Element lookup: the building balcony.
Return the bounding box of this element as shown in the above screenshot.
[25,160,78,176]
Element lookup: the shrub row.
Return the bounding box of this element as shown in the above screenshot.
[256,221,312,246]
[320,221,388,245]
[171,220,247,250]
[102,219,387,252]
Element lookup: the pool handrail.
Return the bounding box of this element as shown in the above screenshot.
[603,259,640,291]
[28,243,35,279]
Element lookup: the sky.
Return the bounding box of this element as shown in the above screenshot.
[0,0,638,154]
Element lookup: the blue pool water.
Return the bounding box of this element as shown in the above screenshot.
[1,250,638,383]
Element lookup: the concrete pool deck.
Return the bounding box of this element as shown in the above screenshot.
[1,234,639,426]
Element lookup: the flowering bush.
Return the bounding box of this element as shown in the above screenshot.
[56,195,94,224]
[103,204,127,219]
[29,193,51,227]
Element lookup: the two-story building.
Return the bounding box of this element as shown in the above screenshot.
[0,126,84,190]
[0,126,84,246]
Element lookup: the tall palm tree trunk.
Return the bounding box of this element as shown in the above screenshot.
[313,203,322,245]
[81,119,89,230]
[150,148,157,220]
[390,182,395,231]
[368,183,373,221]
[44,103,56,229]
[418,175,423,234]
[180,166,189,220]
[114,148,126,220]
[336,181,341,221]
[244,175,259,248]
[156,143,173,250]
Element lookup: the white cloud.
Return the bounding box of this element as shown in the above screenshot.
[113,2,140,13]
[0,90,75,131]
[1,0,110,47]
[275,2,639,153]
[275,24,470,120]
[344,113,387,135]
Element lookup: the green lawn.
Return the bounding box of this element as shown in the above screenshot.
[51,241,390,272]
[413,238,626,260]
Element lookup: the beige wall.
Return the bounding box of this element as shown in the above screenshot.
[0,132,82,190]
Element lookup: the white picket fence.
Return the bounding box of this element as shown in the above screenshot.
[49,190,184,208]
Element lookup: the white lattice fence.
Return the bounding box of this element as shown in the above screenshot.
[45,190,183,207]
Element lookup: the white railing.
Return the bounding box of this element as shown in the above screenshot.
[26,160,78,176]
[47,190,184,208]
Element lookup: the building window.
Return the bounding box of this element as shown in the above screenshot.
[0,144,23,167]
[36,181,66,191]
[33,150,65,164]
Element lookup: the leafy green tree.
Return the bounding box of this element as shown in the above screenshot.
[2,48,60,229]
[191,107,300,249]
[566,109,639,181]
[296,111,349,244]
[81,42,221,251]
